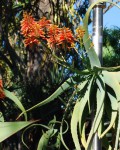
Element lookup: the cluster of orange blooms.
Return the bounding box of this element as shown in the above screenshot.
[21,12,85,49]
[0,79,5,100]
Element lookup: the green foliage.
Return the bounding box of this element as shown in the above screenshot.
[0,0,120,150]
[4,89,27,120]
[103,27,120,67]
[37,117,61,150]
[17,76,76,118]
[0,121,35,142]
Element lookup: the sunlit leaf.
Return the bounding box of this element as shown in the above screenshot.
[79,78,93,137]
[102,71,120,149]
[71,101,81,150]
[102,71,120,101]
[37,129,57,150]
[86,75,105,148]
[0,121,34,142]
[81,123,87,148]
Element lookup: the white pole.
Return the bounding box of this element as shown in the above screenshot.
[92,4,104,64]
[89,0,106,150]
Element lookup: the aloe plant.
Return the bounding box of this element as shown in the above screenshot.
[1,0,120,150]
[17,1,120,149]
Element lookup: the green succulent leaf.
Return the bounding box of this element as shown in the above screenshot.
[52,133,61,149]
[94,76,105,133]
[36,117,60,150]
[102,71,120,101]
[4,89,27,121]
[71,101,81,150]
[21,123,50,149]
[102,71,120,149]
[79,77,94,136]
[100,92,117,138]
[70,79,91,150]
[114,71,120,83]
[86,75,105,149]
[17,77,75,119]
[37,129,54,150]
[81,123,87,148]
[0,121,34,142]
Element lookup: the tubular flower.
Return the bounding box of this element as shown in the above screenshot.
[20,12,36,37]
[0,79,5,100]
[47,25,60,48]
[57,27,75,46]
[29,23,45,38]
[24,37,40,47]
[76,26,85,39]
[24,23,45,46]
[38,17,51,29]
[21,12,45,46]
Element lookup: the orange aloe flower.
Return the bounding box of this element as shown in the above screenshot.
[24,37,40,47]
[0,79,5,100]
[20,12,36,37]
[47,24,60,48]
[21,12,46,46]
[29,23,45,38]
[38,17,51,29]
[57,27,75,46]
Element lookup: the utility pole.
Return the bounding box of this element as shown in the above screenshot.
[89,0,106,150]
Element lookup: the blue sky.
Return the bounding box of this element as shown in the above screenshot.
[103,6,120,28]
[88,5,120,33]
